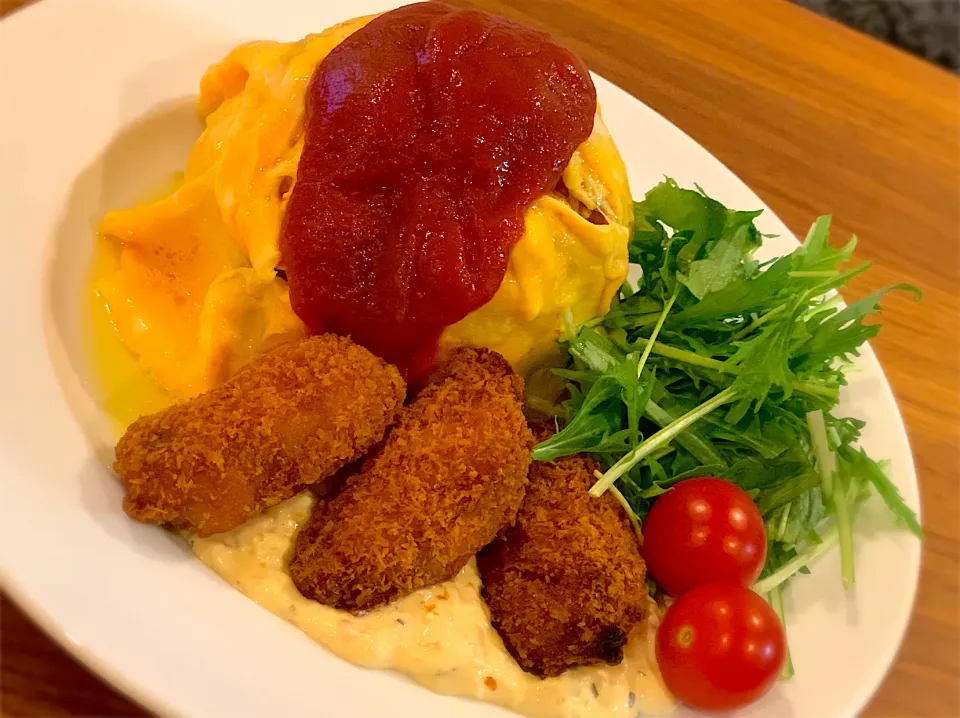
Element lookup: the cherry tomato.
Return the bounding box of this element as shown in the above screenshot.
[642,477,766,596]
[656,583,786,711]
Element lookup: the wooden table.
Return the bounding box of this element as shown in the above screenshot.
[2,0,957,715]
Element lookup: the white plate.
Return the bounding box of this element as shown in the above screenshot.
[0,1,921,717]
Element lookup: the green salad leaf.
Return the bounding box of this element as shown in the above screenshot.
[534,179,924,670]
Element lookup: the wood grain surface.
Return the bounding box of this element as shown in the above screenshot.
[1,0,957,716]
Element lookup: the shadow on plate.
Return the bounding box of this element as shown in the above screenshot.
[77,454,192,562]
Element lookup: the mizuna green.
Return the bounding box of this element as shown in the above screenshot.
[533,179,924,677]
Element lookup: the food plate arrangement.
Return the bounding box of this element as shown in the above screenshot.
[0,1,922,717]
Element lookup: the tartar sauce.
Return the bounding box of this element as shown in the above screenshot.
[191,493,676,718]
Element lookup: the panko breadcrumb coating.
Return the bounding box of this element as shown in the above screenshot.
[115,335,405,537]
[290,347,533,612]
[477,431,648,678]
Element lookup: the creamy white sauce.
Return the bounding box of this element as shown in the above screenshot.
[191,493,676,718]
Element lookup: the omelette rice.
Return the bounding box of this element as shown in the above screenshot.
[95,16,632,399]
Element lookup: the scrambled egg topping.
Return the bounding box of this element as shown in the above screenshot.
[96,17,632,398]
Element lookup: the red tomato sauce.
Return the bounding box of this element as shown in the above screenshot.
[280,2,596,378]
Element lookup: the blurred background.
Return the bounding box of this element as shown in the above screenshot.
[0,0,958,71]
[793,0,959,71]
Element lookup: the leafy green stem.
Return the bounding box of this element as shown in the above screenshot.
[633,335,726,369]
[644,399,724,466]
[609,484,642,533]
[835,494,856,589]
[766,586,795,679]
[807,410,855,588]
[792,380,838,399]
[632,337,838,400]
[636,284,680,378]
[752,525,840,595]
[589,386,738,497]
[807,410,836,498]
[730,304,786,341]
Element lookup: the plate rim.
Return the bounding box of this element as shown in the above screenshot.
[0,1,922,717]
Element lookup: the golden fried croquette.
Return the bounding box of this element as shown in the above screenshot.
[477,434,647,678]
[115,335,405,537]
[290,347,533,612]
